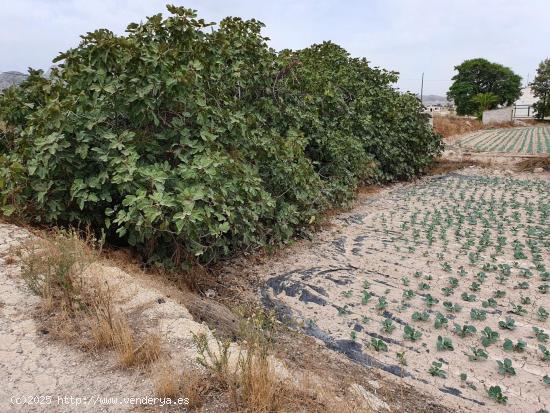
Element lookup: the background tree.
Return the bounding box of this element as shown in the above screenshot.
[471,92,499,119]
[531,58,550,120]
[447,58,522,115]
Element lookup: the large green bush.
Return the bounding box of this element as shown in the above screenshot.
[0,6,441,267]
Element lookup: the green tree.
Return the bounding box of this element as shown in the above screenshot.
[531,58,550,119]
[471,92,499,119]
[0,6,441,268]
[447,58,522,115]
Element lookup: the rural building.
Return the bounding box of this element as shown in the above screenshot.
[513,86,538,118]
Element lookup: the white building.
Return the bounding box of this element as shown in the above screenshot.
[516,86,538,106]
[513,86,538,118]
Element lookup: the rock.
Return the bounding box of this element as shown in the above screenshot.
[205,288,216,298]
[349,383,390,412]
[533,167,544,173]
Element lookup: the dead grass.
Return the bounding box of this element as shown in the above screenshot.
[433,115,484,139]
[89,287,161,368]
[16,229,161,368]
[3,255,16,265]
[515,156,550,171]
[424,158,493,176]
[153,361,181,398]
[190,311,337,412]
[432,114,526,141]
[17,229,97,313]
[181,369,208,409]
[152,362,209,409]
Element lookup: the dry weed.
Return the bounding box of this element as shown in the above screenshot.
[515,156,550,171]
[16,229,162,368]
[152,362,207,409]
[433,115,484,139]
[153,361,180,398]
[181,368,207,409]
[193,332,233,383]
[111,318,161,368]
[239,353,283,412]
[3,255,17,265]
[192,311,322,412]
[17,229,98,313]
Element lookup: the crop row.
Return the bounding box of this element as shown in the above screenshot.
[457,126,550,154]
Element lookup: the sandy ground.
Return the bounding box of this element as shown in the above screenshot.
[258,167,550,412]
[0,224,213,412]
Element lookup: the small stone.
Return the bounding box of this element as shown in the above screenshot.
[205,289,216,298]
[533,167,544,173]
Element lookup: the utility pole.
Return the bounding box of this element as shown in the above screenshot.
[420,72,424,105]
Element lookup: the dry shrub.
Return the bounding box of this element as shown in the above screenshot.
[238,352,282,412]
[181,368,208,409]
[87,279,119,349]
[192,311,324,412]
[16,230,99,343]
[153,362,180,399]
[89,297,161,368]
[433,114,528,140]
[17,229,97,313]
[425,159,492,176]
[152,363,208,409]
[236,312,284,412]
[132,333,162,366]
[193,328,285,412]
[111,317,137,366]
[16,229,161,368]
[433,115,484,139]
[515,156,550,172]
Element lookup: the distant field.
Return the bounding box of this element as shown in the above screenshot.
[456,126,550,154]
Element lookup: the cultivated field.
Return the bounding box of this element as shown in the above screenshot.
[261,167,550,412]
[456,126,550,154]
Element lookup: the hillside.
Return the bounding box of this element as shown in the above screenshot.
[0,71,27,91]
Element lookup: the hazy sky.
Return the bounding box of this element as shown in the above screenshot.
[1,0,549,95]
